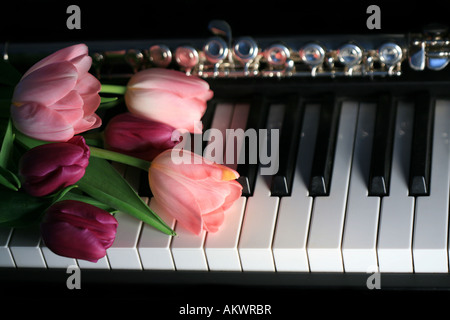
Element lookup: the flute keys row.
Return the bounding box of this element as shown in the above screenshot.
[146,39,404,76]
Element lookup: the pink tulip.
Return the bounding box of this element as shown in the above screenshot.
[148,149,242,235]
[124,68,213,133]
[11,44,102,142]
[19,136,90,197]
[104,112,182,161]
[41,200,118,262]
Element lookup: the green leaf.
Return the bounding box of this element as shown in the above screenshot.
[0,119,20,190]
[0,60,22,86]
[0,166,20,191]
[77,157,175,236]
[90,146,150,171]
[0,118,14,167]
[0,188,50,227]
[14,129,49,149]
[98,96,121,110]
[100,84,127,95]
[100,96,118,104]
[60,190,118,213]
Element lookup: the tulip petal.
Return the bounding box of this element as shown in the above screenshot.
[49,90,84,124]
[127,68,212,99]
[80,93,101,116]
[75,73,102,96]
[41,200,118,262]
[72,113,102,134]
[13,61,78,106]
[125,88,206,132]
[153,150,238,181]
[42,222,105,262]
[69,54,92,76]
[11,102,75,142]
[202,208,225,233]
[149,168,203,235]
[23,44,89,78]
[104,113,179,161]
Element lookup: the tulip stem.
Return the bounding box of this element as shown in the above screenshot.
[89,146,150,171]
[100,84,127,95]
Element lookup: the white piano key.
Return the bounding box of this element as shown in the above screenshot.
[171,228,208,271]
[204,197,247,271]
[77,256,110,269]
[106,164,143,270]
[377,101,415,273]
[41,243,78,268]
[342,103,381,272]
[107,211,143,270]
[238,104,284,272]
[204,102,249,271]
[307,101,358,272]
[0,227,15,267]
[413,100,450,273]
[9,225,46,268]
[272,104,319,272]
[138,198,176,270]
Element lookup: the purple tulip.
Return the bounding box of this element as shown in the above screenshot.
[104,112,182,161]
[41,200,118,262]
[19,136,90,197]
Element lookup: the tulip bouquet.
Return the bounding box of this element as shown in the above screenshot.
[0,44,242,262]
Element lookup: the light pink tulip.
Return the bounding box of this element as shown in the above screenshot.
[148,149,242,235]
[125,68,213,133]
[11,44,102,142]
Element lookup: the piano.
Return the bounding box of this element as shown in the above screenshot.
[2,1,450,309]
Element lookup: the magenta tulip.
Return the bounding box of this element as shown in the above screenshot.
[104,112,182,161]
[124,68,213,133]
[41,200,118,262]
[11,44,102,142]
[19,136,90,197]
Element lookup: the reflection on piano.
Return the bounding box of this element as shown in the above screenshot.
[3,20,450,300]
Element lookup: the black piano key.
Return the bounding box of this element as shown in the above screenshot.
[200,99,218,151]
[138,169,153,198]
[270,94,304,196]
[368,94,396,197]
[237,95,269,196]
[308,94,340,196]
[409,92,434,196]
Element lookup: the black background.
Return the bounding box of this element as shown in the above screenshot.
[1,0,450,43]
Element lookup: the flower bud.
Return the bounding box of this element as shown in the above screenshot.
[149,149,242,235]
[104,112,182,161]
[19,136,90,197]
[11,44,102,142]
[41,200,118,262]
[124,68,213,133]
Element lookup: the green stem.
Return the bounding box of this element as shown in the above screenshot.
[100,84,127,95]
[89,146,150,171]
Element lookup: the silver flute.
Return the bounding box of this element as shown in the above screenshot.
[3,21,450,80]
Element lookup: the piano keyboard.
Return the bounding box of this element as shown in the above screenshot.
[2,90,450,275]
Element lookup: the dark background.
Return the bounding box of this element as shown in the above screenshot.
[1,0,449,43]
